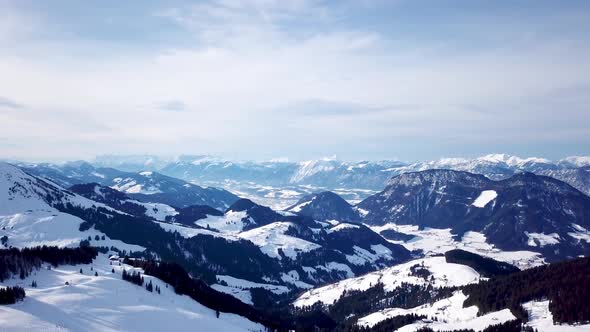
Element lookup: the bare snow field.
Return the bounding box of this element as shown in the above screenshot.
[523,300,590,332]
[357,291,515,330]
[369,223,545,269]
[0,255,264,332]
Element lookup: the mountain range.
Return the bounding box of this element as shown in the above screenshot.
[2,156,590,331]
[14,153,590,212]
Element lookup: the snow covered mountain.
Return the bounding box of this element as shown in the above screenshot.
[537,166,590,197]
[1,163,413,305]
[392,154,590,197]
[285,191,362,223]
[69,182,182,222]
[92,153,590,201]
[0,162,143,252]
[17,153,590,213]
[92,154,174,172]
[19,162,239,210]
[185,198,413,286]
[359,169,590,261]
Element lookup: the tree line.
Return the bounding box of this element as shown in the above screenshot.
[463,256,590,325]
[0,246,97,281]
[0,286,25,305]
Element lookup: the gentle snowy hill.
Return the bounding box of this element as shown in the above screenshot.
[0,254,265,332]
[293,256,481,308]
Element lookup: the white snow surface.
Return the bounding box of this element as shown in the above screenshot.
[370,223,545,269]
[523,300,590,332]
[290,160,336,183]
[569,223,590,243]
[0,254,264,332]
[560,156,590,167]
[526,232,561,247]
[133,200,178,221]
[237,222,321,260]
[0,162,143,252]
[357,291,516,331]
[327,222,360,233]
[111,177,162,195]
[280,270,314,289]
[154,221,237,241]
[0,211,144,253]
[287,196,315,213]
[345,245,394,266]
[211,275,289,305]
[293,257,481,308]
[194,210,251,234]
[471,190,498,208]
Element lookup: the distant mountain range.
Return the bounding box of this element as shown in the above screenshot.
[17,162,239,211]
[85,154,590,197]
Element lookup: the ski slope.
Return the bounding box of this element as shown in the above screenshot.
[0,255,265,332]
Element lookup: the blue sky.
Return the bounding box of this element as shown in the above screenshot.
[0,0,589,162]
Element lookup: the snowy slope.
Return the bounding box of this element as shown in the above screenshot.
[293,257,481,308]
[0,211,144,252]
[523,300,590,332]
[471,190,497,208]
[357,291,515,331]
[211,275,289,305]
[194,210,251,233]
[0,255,264,332]
[369,223,544,269]
[154,221,237,241]
[237,222,321,260]
[0,162,143,252]
[133,200,178,221]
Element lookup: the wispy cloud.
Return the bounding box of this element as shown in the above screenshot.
[0,1,589,160]
[0,96,23,109]
[155,100,187,112]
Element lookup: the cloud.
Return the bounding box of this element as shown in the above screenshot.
[0,1,588,161]
[155,0,334,46]
[0,96,23,109]
[155,100,187,112]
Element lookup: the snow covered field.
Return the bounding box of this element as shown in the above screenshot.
[0,255,265,332]
[211,275,289,305]
[471,190,498,208]
[369,223,545,269]
[194,210,251,233]
[293,257,481,308]
[238,222,321,260]
[357,291,515,331]
[523,300,590,332]
[0,210,144,253]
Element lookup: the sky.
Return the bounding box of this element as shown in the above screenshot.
[0,0,589,162]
